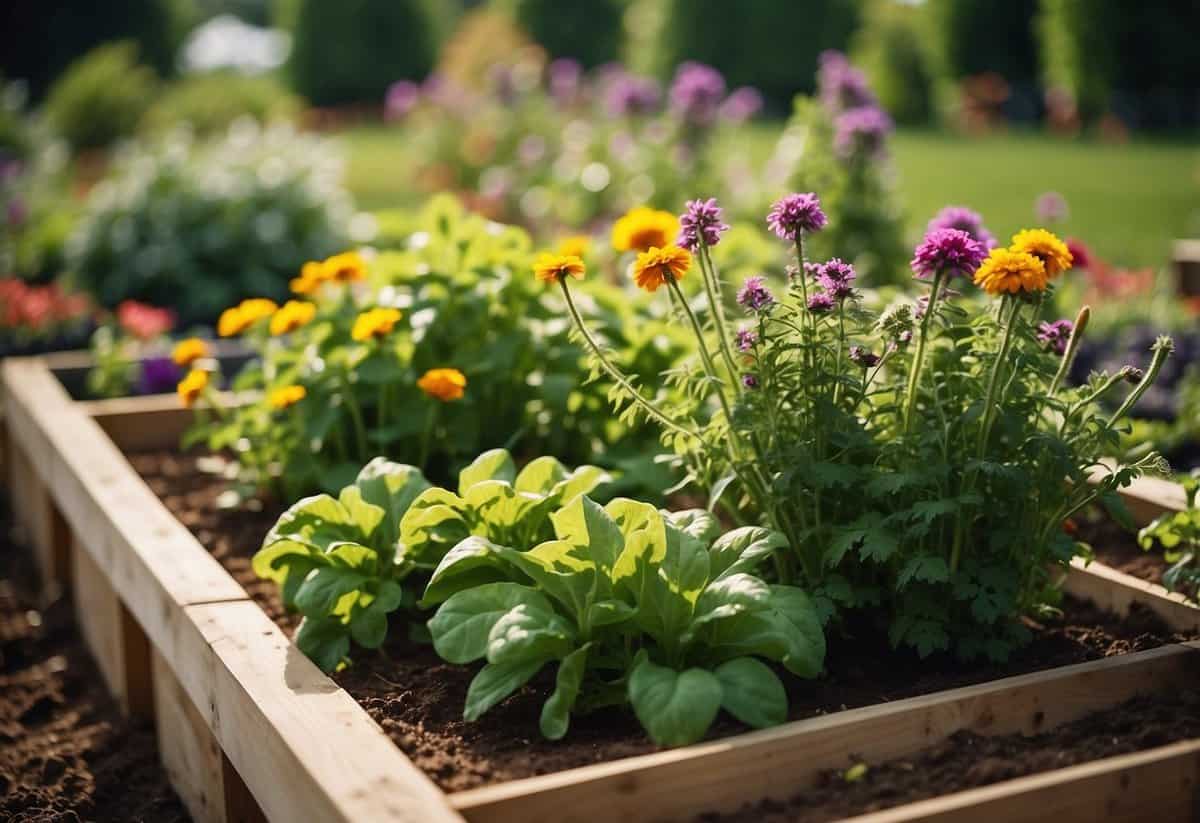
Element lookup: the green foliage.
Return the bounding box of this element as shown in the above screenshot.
[141,72,301,136]
[43,43,160,151]
[924,0,1039,89]
[851,0,935,126]
[67,122,352,325]
[425,493,823,744]
[288,0,444,105]
[501,0,625,68]
[1138,471,1200,604]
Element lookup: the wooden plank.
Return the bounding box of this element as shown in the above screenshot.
[1088,467,1189,523]
[450,643,1200,823]
[72,535,125,703]
[81,390,249,453]
[846,738,1200,823]
[1064,558,1200,633]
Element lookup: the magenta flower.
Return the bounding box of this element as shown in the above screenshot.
[605,72,661,117]
[384,80,420,121]
[677,198,730,251]
[807,292,835,313]
[834,106,893,159]
[817,50,877,114]
[737,276,775,313]
[741,373,760,390]
[849,346,880,368]
[734,326,759,352]
[1037,319,1074,355]
[669,62,726,126]
[548,58,582,104]
[1035,191,1069,223]
[767,193,828,241]
[910,228,987,280]
[927,206,998,250]
[813,258,857,300]
[719,87,764,123]
[1066,238,1091,270]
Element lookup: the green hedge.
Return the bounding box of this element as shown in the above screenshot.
[44,42,160,150]
[924,0,1039,88]
[850,0,934,125]
[500,0,625,68]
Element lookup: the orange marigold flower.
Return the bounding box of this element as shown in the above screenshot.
[1010,229,1073,277]
[351,307,402,342]
[533,253,586,284]
[177,369,209,408]
[269,300,317,336]
[973,248,1048,296]
[612,207,680,253]
[417,368,467,402]
[218,298,278,337]
[324,251,368,282]
[269,384,307,410]
[632,245,692,292]
[290,261,327,295]
[171,337,209,367]
[557,235,591,258]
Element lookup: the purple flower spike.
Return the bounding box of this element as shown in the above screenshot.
[741,373,760,390]
[677,197,730,251]
[814,258,857,300]
[807,292,835,313]
[737,276,776,313]
[1037,319,1075,355]
[910,228,987,280]
[669,61,727,126]
[927,206,998,250]
[720,87,764,123]
[734,326,759,352]
[834,106,893,159]
[767,193,827,241]
[605,72,662,117]
[384,80,420,121]
[848,346,880,368]
[817,50,877,114]
[548,58,582,104]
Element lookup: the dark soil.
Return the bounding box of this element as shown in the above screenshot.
[132,450,1200,794]
[0,504,188,822]
[701,689,1200,823]
[1076,511,1169,585]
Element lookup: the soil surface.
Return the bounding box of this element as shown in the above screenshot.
[701,689,1200,823]
[133,450,1200,794]
[0,503,188,822]
[1077,511,1170,585]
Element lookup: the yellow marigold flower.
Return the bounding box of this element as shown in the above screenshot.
[217,306,245,337]
[973,247,1048,296]
[351,307,403,342]
[269,384,307,410]
[219,298,279,336]
[171,337,209,367]
[533,253,586,284]
[177,369,209,408]
[324,251,368,283]
[290,261,327,295]
[632,245,691,293]
[557,235,591,258]
[417,368,467,402]
[612,207,680,253]
[1010,229,1073,277]
[269,300,317,336]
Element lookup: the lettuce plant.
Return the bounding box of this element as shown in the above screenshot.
[423,494,824,745]
[1138,471,1200,603]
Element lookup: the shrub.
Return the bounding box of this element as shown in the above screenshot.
[500,0,625,69]
[67,122,353,326]
[850,0,935,126]
[43,42,160,151]
[141,72,301,136]
[288,0,445,105]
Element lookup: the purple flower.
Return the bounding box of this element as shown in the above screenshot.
[1037,319,1075,355]
[384,80,420,121]
[737,276,776,313]
[848,346,880,368]
[741,373,760,390]
[898,330,913,345]
[735,326,759,352]
[910,228,987,280]
[548,58,582,104]
[834,106,893,159]
[677,197,730,251]
[1035,191,1069,223]
[817,50,877,114]
[807,292,835,313]
[138,356,181,395]
[605,72,662,117]
[767,193,828,241]
[813,258,857,300]
[669,62,726,126]
[719,87,764,123]
[927,206,998,250]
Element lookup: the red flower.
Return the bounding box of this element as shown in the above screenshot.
[117,300,175,340]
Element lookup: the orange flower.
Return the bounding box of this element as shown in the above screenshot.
[324,251,368,283]
[269,300,317,336]
[632,245,692,292]
[973,248,1048,296]
[612,207,680,253]
[217,298,278,337]
[417,368,467,402]
[557,235,591,258]
[171,337,209,367]
[351,307,402,342]
[177,369,209,408]
[269,384,307,410]
[290,261,328,295]
[533,253,586,284]
[1010,229,1073,278]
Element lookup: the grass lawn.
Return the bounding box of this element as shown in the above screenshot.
[339,125,1199,269]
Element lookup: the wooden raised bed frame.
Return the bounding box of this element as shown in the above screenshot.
[3,353,1198,823]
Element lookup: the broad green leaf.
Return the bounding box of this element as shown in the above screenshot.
[486,603,575,665]
[399,487,471,566]
[514,456,568,495]
[294,558,373,618]
[551,465,612,505]
[463,658,545,722]
[354,458,430,548]
[665,509,721,547]
[709,527,789,580]
[691,573,772,630]
[428,582,553,664]
[714,657,787,729]
[335,486,387,540]
[458,449,516,495]
[704,585,826,678]
[540,644,590,740]
[550,495,625,573]
[627,660,722,747]
[348,580,407,649]
[251,540,329,607]
[498,541,598,623]
[465,481,554,535]
[422,536,511,606]
[264,493,368,552]
[586,599,636,628]
[296,616,350,673]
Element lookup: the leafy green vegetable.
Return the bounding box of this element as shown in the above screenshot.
[1137,471,1200,603]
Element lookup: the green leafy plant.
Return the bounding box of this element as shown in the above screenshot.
[1138,471,1200,603]
[140,72,301,136]
[43,42,160,151]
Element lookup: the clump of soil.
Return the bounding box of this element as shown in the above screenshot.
[132,450,1200,793]
[0,507,188,822]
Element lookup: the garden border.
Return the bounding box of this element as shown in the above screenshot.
[3,352,1198,823]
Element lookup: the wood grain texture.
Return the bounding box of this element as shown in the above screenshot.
[155,646,229,823]
[1064,558,1200,633]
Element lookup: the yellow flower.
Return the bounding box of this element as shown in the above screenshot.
[269,384,307,410]
[270,300,317,336]
[324,251,368,283]
[1009,229,1073,277]
[351,307,403,342]
[417,368,467,402]
[557,235,591,258]
[973,248,1048,296]
[177,369,209,408]
[533,253,586,284]
[218,298,279,337]
[290,261,328,295]
[612,207,680,253]
[171,337,209,367]
[632,245,692,293]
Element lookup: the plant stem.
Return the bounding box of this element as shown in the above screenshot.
[666,273,737,429]
[902,270,945,433]
[1049,305,1091,395]
[697,243,740,389]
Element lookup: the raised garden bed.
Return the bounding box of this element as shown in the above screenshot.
[4,352,1200,823]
